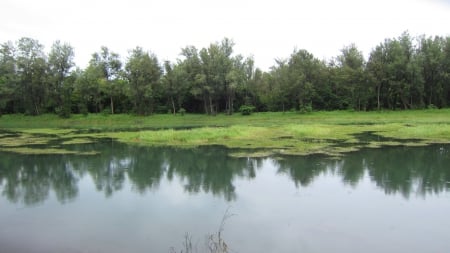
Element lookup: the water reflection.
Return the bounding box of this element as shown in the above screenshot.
[0,141,449,206]
[278,146,450,198]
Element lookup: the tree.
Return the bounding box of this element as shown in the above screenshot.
[418,36,445,107]
[125,47,161,115]
[287,49,322,111]
[367,43,387,110]
[0,41,16,115]
[197,38,237,115]
[89,46,122,114]
[264,59,291,111]
[47,40,75,117]
[335,44,368,110]
[162,61,189,114]
[443,37,450,106]
[15,37,48,115]
[74,65,104,113]
[179,46,203,113]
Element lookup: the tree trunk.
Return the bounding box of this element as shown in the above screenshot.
[203,94,208,114]
[170,96,176,115]
[230,96,234,115]
[110,96,114,114]
[377,84,381,110]
[209,95,214,115]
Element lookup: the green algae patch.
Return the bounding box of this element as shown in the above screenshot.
[61,138,95,145]
[0,134,54,147]
[0,130,100,155]
[0,147,100,155]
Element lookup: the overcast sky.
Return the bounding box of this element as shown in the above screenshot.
[2,0,450,70]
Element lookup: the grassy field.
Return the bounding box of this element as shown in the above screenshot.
[1,109,450,156]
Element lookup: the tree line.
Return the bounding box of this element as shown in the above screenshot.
[1,32,449,117]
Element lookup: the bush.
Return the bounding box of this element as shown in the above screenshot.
[55,106,71,118]
[78,104,88,116]
[156,105,169,114]
[299,104,313,114]
[239,105,255,115]
[101,108,111,116]
[178,108,186,116]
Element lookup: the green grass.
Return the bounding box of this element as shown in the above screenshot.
[1,109,450,156]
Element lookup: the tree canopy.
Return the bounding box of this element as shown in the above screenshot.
[1,33,450,117]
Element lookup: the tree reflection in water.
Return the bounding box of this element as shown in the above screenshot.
[0,141,449,206]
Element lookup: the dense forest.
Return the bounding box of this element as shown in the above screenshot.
[1,32,450,117]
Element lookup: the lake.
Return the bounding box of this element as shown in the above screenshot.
[1,140,450,253]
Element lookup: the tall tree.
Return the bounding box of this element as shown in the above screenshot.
[287,49,322,111]
[418,36,445,107]
[162,61,189,114]
[74,65,104,113]
[15,37,47,115]
[367,43,388,110]
[48,40,75,117]
[179,46,203,113]
[125,47,161,115]
[198,38,236,115]
[0,41,16,114]
[443,37,450,106]
[265,59,291,111]
[89,46,122,114]
[335,44,368,110]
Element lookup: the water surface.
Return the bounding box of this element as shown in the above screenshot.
[0,141,449,253]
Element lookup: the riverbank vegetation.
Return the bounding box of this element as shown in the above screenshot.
[1,32,450,118]
[1,110,449,156]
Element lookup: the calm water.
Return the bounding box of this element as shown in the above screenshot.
[0,140,450,253]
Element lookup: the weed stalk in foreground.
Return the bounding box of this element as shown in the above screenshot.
[171,207,235,253]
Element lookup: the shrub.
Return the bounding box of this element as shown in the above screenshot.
[239,105,255,115]
[299,104,313,114]
[178,108,186,116]
[101,108,111,116]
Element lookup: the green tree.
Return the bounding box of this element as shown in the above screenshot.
[162,61,189,114]
[90,46,122,114]
[74,65,104,113]
[15,37,48,115]
[47,40,75,117]
[418,36,445,107]
[335,44,368,110]
[0,41,16,115]
[264,59,291,111]
[179,46,203,113]
[125,47,162,115]
[367,43,387,110]
[287,49,322,111]
[443,37,450,106]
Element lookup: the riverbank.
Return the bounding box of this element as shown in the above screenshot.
[1,110,450,156]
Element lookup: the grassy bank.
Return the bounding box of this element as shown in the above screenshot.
[1,109,450,156]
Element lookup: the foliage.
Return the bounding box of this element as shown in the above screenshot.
[239,105,255,115]
[178,107,186,116]
[125,47,161,115]
[1,33,450,116]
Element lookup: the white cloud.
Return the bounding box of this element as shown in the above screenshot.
[1,0,449,70]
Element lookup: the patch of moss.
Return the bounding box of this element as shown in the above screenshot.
[0,135,54,147]
[61,138,94,145]
[0,147,99,155]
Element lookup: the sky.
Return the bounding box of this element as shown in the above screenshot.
[1,0,450,71]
